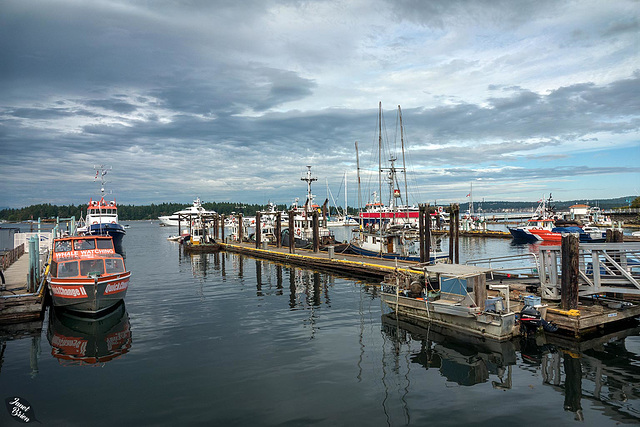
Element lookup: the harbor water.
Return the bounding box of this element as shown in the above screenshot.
[1,221,640,426]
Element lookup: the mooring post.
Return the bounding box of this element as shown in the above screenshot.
[288,209,295,254]
[220,215,225,242]
[454,204,460,264]
[213,215,219,240]
[276,212,282,248]
[419,205,425,261]
[238,213,243,242]
[561,233,580,310]
[425,204,431,264]
[312,211,320,253]
[448,204,454,263]
[255,211,262,249]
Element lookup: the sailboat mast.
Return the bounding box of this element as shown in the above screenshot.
[356,142,362,229]
[378,102,383,254]
[344,171,348,223]
[399,105,409,221]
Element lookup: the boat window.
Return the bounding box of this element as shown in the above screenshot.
[54,240,72,252]
[105,258,125,273]
[74,239,96,250]
[58,261,79,278]
[80,259,105,276]
[96,239,114,250]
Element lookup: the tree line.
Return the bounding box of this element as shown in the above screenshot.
[1,196,637,222]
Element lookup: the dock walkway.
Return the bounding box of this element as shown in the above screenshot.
[218,241,419,280]
[0,253,46,324]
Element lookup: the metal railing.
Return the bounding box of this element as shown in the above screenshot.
[538,242,640,299]
[465,253,541,281]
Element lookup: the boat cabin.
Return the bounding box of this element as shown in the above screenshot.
[51,255,126,279]
[87,197,118,224]
[52,236,116,261]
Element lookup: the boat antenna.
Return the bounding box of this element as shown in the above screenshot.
[93,164,112,198]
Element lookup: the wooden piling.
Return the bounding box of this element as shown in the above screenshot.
[419,204,426,263]
[220,215,225,241]
[425,204,431,264]
[454,204,460,264]
[238,213,243,242]
[288,210,295,254]
[561,233,580,310]
[276,212,282,248]
[255,211,262,249]
[312,211,320,253]
[448,204,454,263]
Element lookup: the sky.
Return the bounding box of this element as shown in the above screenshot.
[1,0,639,209]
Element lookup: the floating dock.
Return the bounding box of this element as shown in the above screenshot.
[0,251,47,324]
[207,240,640,340]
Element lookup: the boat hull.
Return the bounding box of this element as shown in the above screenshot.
[348,243,447,263]
[86,223,126,254]
[48,272,130,315]
[508,227,540,242]
[381,293,518,341]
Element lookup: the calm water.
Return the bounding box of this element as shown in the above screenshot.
[1,221,639,426]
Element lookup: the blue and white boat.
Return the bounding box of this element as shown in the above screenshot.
[77,166,125,254]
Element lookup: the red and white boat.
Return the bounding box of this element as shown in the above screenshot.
[47,235,131,314]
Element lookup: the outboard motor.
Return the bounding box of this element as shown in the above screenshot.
[519,305,558,333]
[520,305,541,333]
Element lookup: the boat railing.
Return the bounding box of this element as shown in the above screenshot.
[465,253,541,281]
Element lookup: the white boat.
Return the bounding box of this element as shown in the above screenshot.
[76,165,126,254]
[158,198,216,227]
[281,166,339,249]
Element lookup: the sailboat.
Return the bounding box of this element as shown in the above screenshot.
[326,172,358,226]
[349,103,447,262]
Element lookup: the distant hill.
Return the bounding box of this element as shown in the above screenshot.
[456,196,636,212]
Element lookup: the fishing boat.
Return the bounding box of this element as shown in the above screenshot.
[47,235,131,315]
[380,264,519,341]
[158,198,217,227]
[77,165,126,254]
[281,166,340,249]
[507,195,557,242]
[350,103,446,262]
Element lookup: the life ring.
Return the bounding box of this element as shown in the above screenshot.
[111,221,116,224]
[92,221,98,225]
[296,229,301,237]
[438,206,443,213]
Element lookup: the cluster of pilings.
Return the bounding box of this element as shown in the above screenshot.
[418,203,461,264]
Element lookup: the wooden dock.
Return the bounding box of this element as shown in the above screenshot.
[209,241,640,340]
[217,241,418,280]
[0,253,47,324]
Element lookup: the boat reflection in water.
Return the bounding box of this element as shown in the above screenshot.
[381,314,640,423]
[381,313,517,389]
[46,301,131,366]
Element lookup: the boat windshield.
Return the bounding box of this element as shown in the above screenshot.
[55,240,73,253]
[57,261,79,278]
[105,258,125,274]
[74,239,96,251]
[96,239,114,250]
[80,259,105,276]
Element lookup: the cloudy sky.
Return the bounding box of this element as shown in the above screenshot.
[1,0,638,209]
